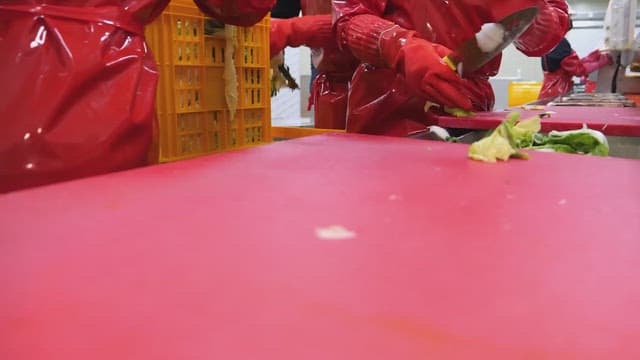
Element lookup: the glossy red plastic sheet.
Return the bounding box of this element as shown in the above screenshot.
[0,0,273,193]
[0,1,165,193]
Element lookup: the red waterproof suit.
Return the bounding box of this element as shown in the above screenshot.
[332,0,570,135]
[539,46,613,99]
[270,0,359,129]
[0,0,273,193]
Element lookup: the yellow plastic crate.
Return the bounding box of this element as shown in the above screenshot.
[145,2,271,162]
[507,81,542,108]
[271,126,346,140]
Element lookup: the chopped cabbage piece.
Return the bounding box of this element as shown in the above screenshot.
[468,130,517,162]
[468,112,608,162]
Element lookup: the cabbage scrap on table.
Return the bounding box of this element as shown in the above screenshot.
[531,126,610,156]
[468,112,609,162]
[424,101,475,117]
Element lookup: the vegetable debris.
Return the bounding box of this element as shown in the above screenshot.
[468,112,609,162]
[315,225,356,240]
[424,101,475,117]
[531,125,609,156]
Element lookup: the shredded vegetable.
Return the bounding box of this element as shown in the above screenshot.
[468,112,609,162]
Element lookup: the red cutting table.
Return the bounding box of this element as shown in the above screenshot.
[436,106,640,136]
[1,134,640,359]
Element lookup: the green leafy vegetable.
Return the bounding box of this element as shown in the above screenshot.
[469,112,538,162]
[444,107,475,117]
[423,101,475,117]
[533,125,609,156]
[511,115,541,148]
[468,112,609,162]
[468,130,517,162]
[530,143,577,154]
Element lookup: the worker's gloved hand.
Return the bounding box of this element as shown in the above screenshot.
[582,50,613,73]
[380,29,473,110]
[339,14,473,110]
[194,0,274,26]
[270,15,334,58]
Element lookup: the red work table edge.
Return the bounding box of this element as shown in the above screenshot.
[1,134,640,359]
[435,106,640,137]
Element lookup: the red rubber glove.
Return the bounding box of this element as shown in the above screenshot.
[387,37,474,110]
[193,0,274,27]
[270,15,334,58]
[341,15,473,110]
[581,50,613,73]
[514,0,570,56]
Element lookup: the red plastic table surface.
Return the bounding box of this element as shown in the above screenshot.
[1,134,640,359]
[436,106,640,136]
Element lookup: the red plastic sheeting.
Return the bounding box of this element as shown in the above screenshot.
[0,0,273,193]
[0,2,167,193]
[1,134,640,359]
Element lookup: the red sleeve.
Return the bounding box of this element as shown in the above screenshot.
[193,0,274,26]
[333,0,391,63]
[514,0,570,56]
[333,0,387,24]
[270,15,335,57]
[559,52,588,77]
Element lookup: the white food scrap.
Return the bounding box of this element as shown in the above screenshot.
[315,225,357,240]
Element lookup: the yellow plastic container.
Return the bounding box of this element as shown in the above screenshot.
[145,2,271,162]
[507,81,542,108]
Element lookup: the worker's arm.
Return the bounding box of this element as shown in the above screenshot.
[579,50,613,74]
[558,49,612,78]
[514,0,570,56]
[270,15,335,58]
[192,0,274,26]
[558,52,588,77]
[332,0,474,110]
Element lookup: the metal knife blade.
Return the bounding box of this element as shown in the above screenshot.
[445,7,539,76]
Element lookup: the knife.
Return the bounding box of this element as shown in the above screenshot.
[444,7,539,76]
